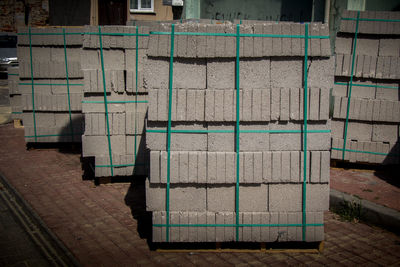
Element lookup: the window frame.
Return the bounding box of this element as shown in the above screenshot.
[130,0,155,13]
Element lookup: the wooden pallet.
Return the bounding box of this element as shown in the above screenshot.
[155,241,324,253]
[13,119,23,129]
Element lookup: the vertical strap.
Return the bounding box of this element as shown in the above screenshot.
[342,11,360,160]
[28,27,37,142]
[302,23,309,242]
[62,28,74,142]
[166,24,176,242]
[235,24,241,242]
[98,26,114,176]
[134,27,139,166]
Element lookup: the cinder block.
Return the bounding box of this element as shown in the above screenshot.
[308,57,334,89]
[356,38,379,56]
[379,38,400,57]
[143,57,206,89]
[372,124,398,142]
[145,180,207,211]
[206,58,234,89]
[271,58,303,88]
[82,135,126,157]
[335,37,353,55]
[269,184,329,212]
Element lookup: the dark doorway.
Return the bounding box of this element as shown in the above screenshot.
[99,0,128,25]
[49,0,91,26]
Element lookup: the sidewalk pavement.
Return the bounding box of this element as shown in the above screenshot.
[1,123,400,266]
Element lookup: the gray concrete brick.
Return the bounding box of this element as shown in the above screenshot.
[280,88,290,121]
[372,124,398,142]
[310,151,321,183]
[82,135,126,157]
[379,38,400,57]
[188,151,198,183]
[261,89,271,121]
[253,24,263,57]
[224,24,236,57]
[214,90,224,121]
[308,56,334,89]
[335,37,353,55]
[356,38,379,56]
[290,151,300,183]
[272,24,283,56]
[216,152,226,183]
[207,152,217,183]
[242,24,254,57]
[309,23,321,57]
[271,58,303,88]
[281,151,291,182]
[150,151,160,183]
[263,23,273,56]
[335,54,343,76]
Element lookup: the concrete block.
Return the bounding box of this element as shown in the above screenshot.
[82,135,125,157]
[253,24,263,57]
[240,124,270,151]
[281,151,291,182]
[300,151,311,182]
[271,87,280,121]
[272,24,283,56]
[214,90,224,121]
[290,151,300,183]
[269,184,329,212]
[272,152,281,183]
[290,23,302,56]
[271,58,303,88]
[310,151,321,183]
[242,24,254,57]
[150,151,160,183]
[372,124,398,142]
[342,54,352,76]
[143,58,206,89]
[206,212,216,242]
[309,23,321,57]
[224,24,236,57]
[379,38,400,57]
[335,37,353,55]
[146,122,207,151]
[335,54,344,76]
[308,57,334,89]
[240,58,270,89]
[356,38,379,56]
[206,58,234,89]
[280,88,290,121]
[262,152,271,183]
[145,181,207,211]
[198,152,207,183]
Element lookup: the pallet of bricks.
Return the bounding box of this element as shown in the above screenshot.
[145,21,333,243]
[8,66,23,127]
[332,10,400,164]
[17,27,84,143]
[81,26,149,178]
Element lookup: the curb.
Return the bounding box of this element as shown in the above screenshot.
[0,172,81,267]
[330,189,400,235]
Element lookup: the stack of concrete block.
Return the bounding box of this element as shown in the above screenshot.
[8,67,22,121]
[17,27,84,143]
[145,22,333,243]
[332,10,400,164]
[81,26,149,177]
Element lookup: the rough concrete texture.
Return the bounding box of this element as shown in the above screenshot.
[149,150,330,184]
[147,22,330,58]
[152,211,323,242]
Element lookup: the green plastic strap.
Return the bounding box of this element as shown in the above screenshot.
[302,23,309,242]
[25,133,82,138]
[235,24,241,242]
[334,82,398,90]
[154,223,324,228]
[134,26,139,167]
[96,163,146,168]
[146,129,330,134]
[8,73,19,76]
[98,26,114,177]
[331,147,397,156]
[342,11,360,160]
[150,31,329,39]
[18,32,149,37]
[63,28,74,142]
[165,24,175,242]
[82,100,148,104]
[28,27,37,142]
[19,83,83,86]
[342,17,400,22]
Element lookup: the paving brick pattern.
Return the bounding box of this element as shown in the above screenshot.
[1,123,400,265]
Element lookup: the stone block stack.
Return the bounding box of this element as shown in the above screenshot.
[145,22,333,243]
[17,27,84,143]
[332,10,400,164]
[81,26,149,177]
[8,66,22,121]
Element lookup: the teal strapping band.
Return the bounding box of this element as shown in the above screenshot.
[334,82,398,90]
[25,133,82,138]
[146,129,330,134]
[154,223,324,228]
[332,147,400,157]
[150,31,329,39]
[8,73,19,76]
[63,28,74,142]
[165,24,175,242]
[96,163,146,168]
[18,32,149,37]
[235,24,241,242]
[19,83,84,86]
[82,100,148,104]
[342,17,400,22]
[302,23,309,242]
[28,27,37,142]
[98,26,114,177]
[342,11,360,160]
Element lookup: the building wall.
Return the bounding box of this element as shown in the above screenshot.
[128,0,173,21]
[0,0,49,32]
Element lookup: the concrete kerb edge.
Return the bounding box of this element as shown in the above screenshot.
[330,188,400,235]
[0,171,81,267]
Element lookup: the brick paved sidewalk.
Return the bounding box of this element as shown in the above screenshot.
[1,123,400,266]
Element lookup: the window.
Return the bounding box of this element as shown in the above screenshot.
[130,0,154,13]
